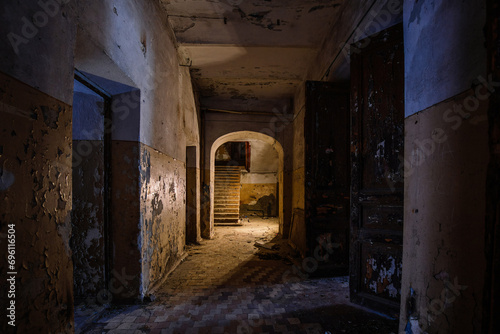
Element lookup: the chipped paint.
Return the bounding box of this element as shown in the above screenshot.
[365,255,400,298]
[0,72,74,333]
[139,144,186,295]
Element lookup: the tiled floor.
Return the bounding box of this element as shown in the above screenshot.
[77,218,398,333]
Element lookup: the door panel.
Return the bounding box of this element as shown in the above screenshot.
[305,81,350,276]
[350,24,404,316]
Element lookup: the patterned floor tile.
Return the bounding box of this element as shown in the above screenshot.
[76,218,398,334]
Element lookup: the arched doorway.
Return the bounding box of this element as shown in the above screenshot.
[209,131,284,237]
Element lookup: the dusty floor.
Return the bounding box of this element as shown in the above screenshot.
[76,218,398,333]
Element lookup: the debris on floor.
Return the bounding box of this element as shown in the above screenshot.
[254,241,276,250]
[76,217,398,333]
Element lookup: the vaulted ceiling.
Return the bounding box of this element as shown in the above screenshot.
[161,0,343,112]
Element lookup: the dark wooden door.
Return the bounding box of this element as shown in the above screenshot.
[349,24,404,316]
[305,81,350,276]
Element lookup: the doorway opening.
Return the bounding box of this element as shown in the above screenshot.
[210,132,284,238]
[186,146,201,244]
[71,72,112,306]
[71,69,141,332]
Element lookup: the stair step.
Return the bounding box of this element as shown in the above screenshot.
[214,167,241,222]
[214,213,239,217]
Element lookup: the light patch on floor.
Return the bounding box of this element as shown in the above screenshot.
[77,218,398,333]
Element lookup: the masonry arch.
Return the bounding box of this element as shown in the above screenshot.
[209,131,284,238]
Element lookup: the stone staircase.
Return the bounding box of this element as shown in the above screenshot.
[214,166,241,225]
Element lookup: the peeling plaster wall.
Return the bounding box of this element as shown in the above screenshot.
[71,0,191,158]
[0,73,74,333]
[0,2,200,326]
[71,0,200,298]
[71,139,105,298]
[0,1,75,332]
[400,1,488,332]
[72,88,106,299]
[240,140,279,217]
[140,144,186,294]
[111,141,141,300]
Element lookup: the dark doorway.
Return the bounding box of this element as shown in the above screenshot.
[304,81,351,276]
[215,141,250,169]
[186,146,199,243]
[71,72,112,304]
[349,23,405,317]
